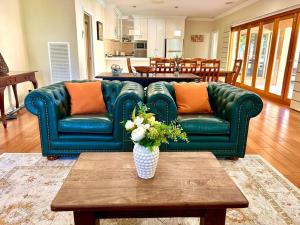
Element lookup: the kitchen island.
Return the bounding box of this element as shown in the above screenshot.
[105,57,150,73]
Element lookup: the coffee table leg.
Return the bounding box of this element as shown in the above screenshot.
[200,209,226,225]
[74,212,100,225]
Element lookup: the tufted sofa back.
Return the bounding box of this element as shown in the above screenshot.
[162,81,262,120]
[26,80,124,119]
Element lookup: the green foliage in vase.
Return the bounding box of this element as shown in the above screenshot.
[123,102,188,152]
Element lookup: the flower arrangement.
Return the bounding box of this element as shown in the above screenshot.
[124,103,188,151]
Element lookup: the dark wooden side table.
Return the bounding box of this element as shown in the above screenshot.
[0,71,38,128]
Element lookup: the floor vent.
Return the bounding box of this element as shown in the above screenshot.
[48,42,72,83]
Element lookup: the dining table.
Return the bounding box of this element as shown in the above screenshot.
[96,71,233,87]
[95,72,201,87]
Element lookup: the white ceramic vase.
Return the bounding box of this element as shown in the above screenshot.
[133,143,159,179]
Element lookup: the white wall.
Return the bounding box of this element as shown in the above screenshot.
[75,0,106,79]
[0,0,31,111]
[20,0,80,85]
[183,20,214,58]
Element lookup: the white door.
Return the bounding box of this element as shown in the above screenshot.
[147,18,165,58]
[147,18,157,57]
[155,18,166,57]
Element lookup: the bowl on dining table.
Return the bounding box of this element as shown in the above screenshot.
[133,66,155,74]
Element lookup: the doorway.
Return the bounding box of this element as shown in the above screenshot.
[84,12,93,79]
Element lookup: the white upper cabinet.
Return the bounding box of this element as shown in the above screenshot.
[165,16,186,39]
[147,18,166,58]
[104,7,122,40]
[133,17,148,41]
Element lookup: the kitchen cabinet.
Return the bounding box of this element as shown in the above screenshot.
[104,7,122,40]
[147,18,166,58]
[133,17,148,41]
[165,16,186,39]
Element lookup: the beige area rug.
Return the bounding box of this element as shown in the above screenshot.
[0,153,299,225]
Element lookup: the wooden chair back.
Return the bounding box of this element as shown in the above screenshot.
[127,58,133,73]
[179,59,197,73]
[230,59,243,85]
[198,60,220,82]
[155,58,175,73]
[150,58,161,68]
[193,58,206,73]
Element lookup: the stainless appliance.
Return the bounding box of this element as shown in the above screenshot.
[134,41,147,57]
[165,38,184,58]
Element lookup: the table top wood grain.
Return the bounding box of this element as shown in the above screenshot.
[51,152,248,213]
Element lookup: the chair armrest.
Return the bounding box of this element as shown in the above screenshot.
[208,83,263,156]
[113,81,144,147]
[146,82,177,123]
[25,82,69,144]
[208,83,263,121]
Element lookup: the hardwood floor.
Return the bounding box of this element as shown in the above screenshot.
[0,99,300,188]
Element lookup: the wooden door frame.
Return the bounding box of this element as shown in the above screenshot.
[84,11,95,79]
[229,8,300,105]
[282,13,300,102]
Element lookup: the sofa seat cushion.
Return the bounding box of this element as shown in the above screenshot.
[58,114,113,134]
[178,114,230,135]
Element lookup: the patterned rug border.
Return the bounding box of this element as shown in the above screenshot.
[1,152,298,191]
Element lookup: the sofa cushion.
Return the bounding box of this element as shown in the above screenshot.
[58,113,113,134]
[178,114,230,135]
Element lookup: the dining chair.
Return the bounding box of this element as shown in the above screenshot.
[230,59,243,85]
[155,58,175,73]
[150,58,161,68]
[193,58,206,73]
[198,59,220,82]
[179,59,197,73]
[127,58,133,73]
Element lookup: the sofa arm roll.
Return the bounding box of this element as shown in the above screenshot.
[208,83,263,121]
[113,82,144,147]
[146,82,177,123]
[25,83,69,143]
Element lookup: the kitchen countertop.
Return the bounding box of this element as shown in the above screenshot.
[105,57,149,60]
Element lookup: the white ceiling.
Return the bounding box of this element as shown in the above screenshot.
[103,0,257,19]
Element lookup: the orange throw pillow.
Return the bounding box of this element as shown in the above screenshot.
[173,82,212,114]
[65,81,107,115]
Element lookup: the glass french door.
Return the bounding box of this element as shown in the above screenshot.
[228,11,300,104]
[269,17,294,95]
[287,18,300,99]
[227,31,239,70]
[244,26,259,86]
[236,29,247,83]
[255,22,274,90]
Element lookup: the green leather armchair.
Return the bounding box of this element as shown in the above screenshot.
[146,82,263,158]
[25,80,144,157]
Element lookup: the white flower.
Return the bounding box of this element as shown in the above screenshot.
[134,116,144,127]
[148,116,156,125]
[131,126,146,142]
[125,120,135,130]
[143,124,150,130]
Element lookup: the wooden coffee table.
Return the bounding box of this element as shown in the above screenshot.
[51,152,248,225]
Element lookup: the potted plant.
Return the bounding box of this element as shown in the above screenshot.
[123,103,188,179]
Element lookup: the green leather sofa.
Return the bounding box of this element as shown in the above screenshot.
[146,82,263,158]
[25,80,144,157]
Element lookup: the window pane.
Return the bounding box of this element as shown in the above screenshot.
[244,26,259,86]
[228,31,238,70]
[255,23,274,90]
[269,18,293,95]
[288,26,300,99]
[236,29,247,82]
